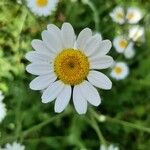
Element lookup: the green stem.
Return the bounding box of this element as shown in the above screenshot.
[0,113,66,145]
[22,113,66,138]
[91,108,150,133]
[83,0,99,31]
[87,114,107,146]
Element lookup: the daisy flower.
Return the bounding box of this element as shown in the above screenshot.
[2,142,25,150]
[26,0,59,16]
[113,36,129,53]
[113,36,135,59]
[0,91,6,123]
[110,62,129,80]
[100,144,119,150]
[126,7,143,24]
[129,26,144,42]
[26,23,113,114]
[110,6,125,24]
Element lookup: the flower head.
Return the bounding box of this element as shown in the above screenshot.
[26,23,113,114]
[126,7,143,24]
[110,62,129,80]
[27,0,59,16]
[113,36,135,59]
[129,26,144,42]
[110,6,125,24]
[100,144,119,150]
[113,36,128,53]
[2,142,25,150]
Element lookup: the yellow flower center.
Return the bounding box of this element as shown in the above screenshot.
[114,66,122,74]
[119,39,128,48]
[36,0,48,7]
[127,12,135,20]
[117,12,124,19]
[54,49,89,85]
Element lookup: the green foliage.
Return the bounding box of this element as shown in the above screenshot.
[0,0,150,149]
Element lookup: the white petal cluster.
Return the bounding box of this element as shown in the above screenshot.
[110,62,129,80]
[113,36,135,59]
[26,23,113,114]
[110,6,125,25]
[129,26,145,42]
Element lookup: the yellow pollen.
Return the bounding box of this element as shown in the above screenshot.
[114,66,122,74]
[127,12,135,20]
[36,0,48,7]
[117,12,124,19]
[54,49,89,85]
[119,40,128,48]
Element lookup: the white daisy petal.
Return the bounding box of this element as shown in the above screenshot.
[90,40,112,60]
[42,81,65,103]
[26,63,52,75]
[31,39,54,58]
[42,30,62,53]
[79,81,101,106]
[29,73,57,90]
[90,55,113,70]
[25,51,51,63]
[73,85,87,114]
[83,34,101,56]
[47,24,62,47]
[76,28,92,50]
[88,70,112,90]
[61,22,76,48]
[54,85,71,113]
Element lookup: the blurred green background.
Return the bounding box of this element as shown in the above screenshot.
[0,0,150,149]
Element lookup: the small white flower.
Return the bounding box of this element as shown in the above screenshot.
[26,23,113,114]
[124,42,135,59]
[113,36,135,59]
[129,26,144,42]
[113,36,128,53]
[126,7,143,24]
[110,6,125,24]
[100,144,119,150]
[110,62,129,80]
[2,142,25,150]
[26,0,59,16]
